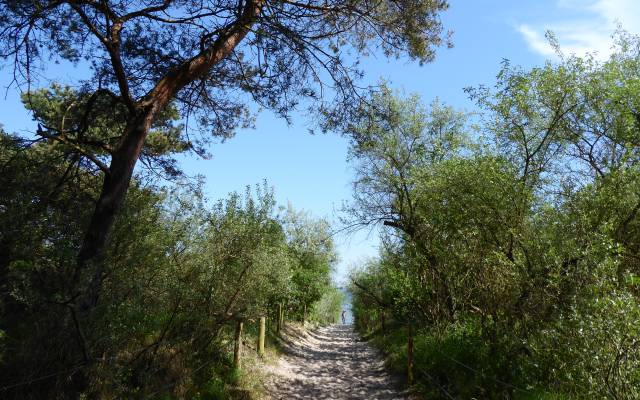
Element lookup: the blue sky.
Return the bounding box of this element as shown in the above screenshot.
[1,0,636,283]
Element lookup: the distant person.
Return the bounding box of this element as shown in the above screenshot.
[341,310,346,324]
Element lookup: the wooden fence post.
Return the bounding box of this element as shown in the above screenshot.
[233,320,243,369]
[282,304,286,328]
[277,303,282,332]
[407,323,414,385]
[258,316,266,357]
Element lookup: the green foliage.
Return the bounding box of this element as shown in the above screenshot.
[283,207,337,321]
[2,1,448,398]
[345,31,640,399]
[195,377,227,400]
[309,286,345,325]
[1,0,451,146]
[22,84,189,178]
[0,126,339,398]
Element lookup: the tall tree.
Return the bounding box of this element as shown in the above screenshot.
[1,0,450,310]
[335,86,469,320]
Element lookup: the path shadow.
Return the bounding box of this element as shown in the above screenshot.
[266,324,409,400]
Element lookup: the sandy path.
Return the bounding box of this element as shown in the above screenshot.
[264,324,409,400]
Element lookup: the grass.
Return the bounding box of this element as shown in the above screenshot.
[361,320,569,400]
[193,320,318,400]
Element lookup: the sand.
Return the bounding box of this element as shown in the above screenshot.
[263,324,409,400]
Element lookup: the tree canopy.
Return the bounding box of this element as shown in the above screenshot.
[0,0,450,325]
[345,33,640,399]
[0,4,451,382]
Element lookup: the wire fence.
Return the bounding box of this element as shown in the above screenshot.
[405,349,529,399]
[0,364,86,393]
[412,362,457,400]
[430,345,529,394]
[2,313,531,399]
[0,351,220,398]
[0,317,269,397]
[386,316,532,398]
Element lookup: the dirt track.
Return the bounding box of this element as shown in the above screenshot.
[264,324,409,400]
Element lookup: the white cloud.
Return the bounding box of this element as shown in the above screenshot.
[516,25,557,57]
[517,0,640,59]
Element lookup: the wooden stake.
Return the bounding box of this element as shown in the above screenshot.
[233,320,243,369]
[282,304,286,328]
[407,324,414,385]
[277,303,282,332]
[258,316,266,357]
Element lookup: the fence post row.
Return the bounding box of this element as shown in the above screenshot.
[231,304,297,369]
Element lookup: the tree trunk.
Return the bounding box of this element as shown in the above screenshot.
[67,2,266,376]
[76,110,155,310]
[58,1,265,395]
[73,0,265,311]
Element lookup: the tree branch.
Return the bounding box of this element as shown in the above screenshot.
[36,124,111,175]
